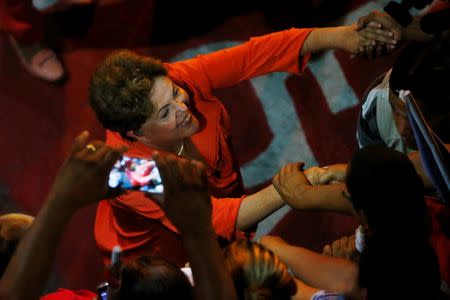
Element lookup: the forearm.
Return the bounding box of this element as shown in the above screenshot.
[0,197,75,300]
[291,183,354,215]
[261,238,357,293]
[183,227,237,300]
[236,185,284,231]
[405,17,433,42]
[301,25,358,55]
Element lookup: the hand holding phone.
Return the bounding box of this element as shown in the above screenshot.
[96,282,109,300]
[152,153,211,235]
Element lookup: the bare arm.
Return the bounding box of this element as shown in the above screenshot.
[293,183,354,215]
[0,132,125,300]
[357,11,432,43]
[272,163,354,215]
[259,236,358,294]
[0,197,74,300]
[301,24,370,55]
[183,229,236,300]
[153,154,237,300]
[235,168,353,231]
[236,184,284,231]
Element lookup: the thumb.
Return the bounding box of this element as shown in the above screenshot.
[70,131,90,155]
[356,16,368,30]
[318,170,336,185]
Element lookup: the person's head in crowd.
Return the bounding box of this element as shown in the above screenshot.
[344,145,441,299]
[345,145,428,238]
[116,255,193,300]
[388,37,450,149]
[356,234,442,300]
[223,239,296,300]
[89,50,200,149]
[0,213,34,276]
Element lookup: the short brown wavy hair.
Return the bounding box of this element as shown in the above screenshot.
[89,50,167,139]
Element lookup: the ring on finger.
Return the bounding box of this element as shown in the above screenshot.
[86,144,97,153]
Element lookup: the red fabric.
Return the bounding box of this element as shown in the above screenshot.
[95,195,245,266]
[0,0,44,43]
[40,289,96,300]
[427,1,450,14]
[425,196,450,286]
[94,28,314,265]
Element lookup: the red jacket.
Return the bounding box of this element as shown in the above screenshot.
[94,28,314,265]
[40,289,96,300]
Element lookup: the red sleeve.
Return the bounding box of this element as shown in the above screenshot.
[168,28,314,93]
[425,196,450,287]
[40,289,96,300]
[210,195,245,241]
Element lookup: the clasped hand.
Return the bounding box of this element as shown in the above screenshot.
[355,10,403,58]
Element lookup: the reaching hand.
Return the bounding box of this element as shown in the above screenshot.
[304,166,326,186]
[47,131,126,210]
[273,162,311,207]
[153,153,212,236]
[359,25,398,58]
[322,234,359,261]
[318,164,348,185]
[340,24,370,55]
[338,23,395,58]
[357,11,404,42]
[354,11,403,58]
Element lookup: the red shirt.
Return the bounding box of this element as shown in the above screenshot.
[94,28,314,265]
[40,289,96,300]
[425,196,450,286]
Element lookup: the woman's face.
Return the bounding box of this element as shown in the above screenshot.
[131,76,200,148]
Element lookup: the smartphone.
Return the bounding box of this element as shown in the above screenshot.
[96,282,109,300]
[108,156,164,194]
